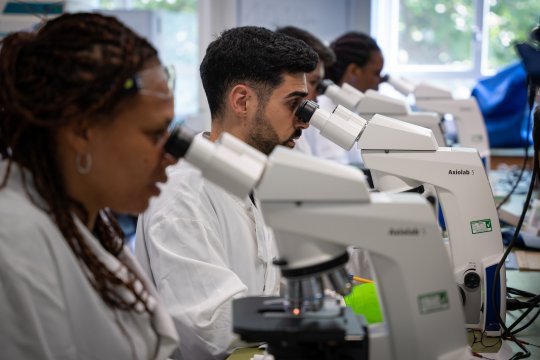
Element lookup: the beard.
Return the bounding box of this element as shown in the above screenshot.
[247,107,302,155]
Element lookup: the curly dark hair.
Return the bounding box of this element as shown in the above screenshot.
[0,12,163,357]
[325,31,381,85]
[200,26,319,118]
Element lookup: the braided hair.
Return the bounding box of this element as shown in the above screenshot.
[325,31,381,85]
[0,12,162,357]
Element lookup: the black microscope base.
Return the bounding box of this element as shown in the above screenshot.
[233,296,369,360]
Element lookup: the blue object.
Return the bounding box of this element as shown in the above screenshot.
[438,203,446,232]
[501,227,526,247]
[484,264,502,333]
[3,2,63,15]
[501,227,540,249]
[472,62,531,148]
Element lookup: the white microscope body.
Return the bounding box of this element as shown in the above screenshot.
[386,76,491,169]
[296,101,506,336]
[164,129,472,360]
[319,79,447,146]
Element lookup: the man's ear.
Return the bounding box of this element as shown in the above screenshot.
[228,84,255,117]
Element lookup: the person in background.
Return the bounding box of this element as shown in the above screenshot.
[275,25,336,156]
[0,13,179,359]
[135,26,318,359]
[314,31,385,164]
[326,31,384,92]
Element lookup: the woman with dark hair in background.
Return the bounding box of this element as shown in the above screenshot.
[0,13,179,359]
[326,31,384,92]
[312,31,385,164]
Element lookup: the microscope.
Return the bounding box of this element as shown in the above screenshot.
[295,100,506,337]
[317,79,447,147]
[384,75,491,170]
[164,129,472,360]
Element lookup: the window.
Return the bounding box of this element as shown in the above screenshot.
[485,0,540,72]
[394,0,475,70]
[95,0,198,118]
[373,0,540,93]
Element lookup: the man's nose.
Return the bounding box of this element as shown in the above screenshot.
[296,115,310,129]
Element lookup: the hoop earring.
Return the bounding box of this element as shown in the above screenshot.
[75,153,92,174]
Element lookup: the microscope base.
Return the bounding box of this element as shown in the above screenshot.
[233,296,369,360]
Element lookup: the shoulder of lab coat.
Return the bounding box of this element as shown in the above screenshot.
[0,161,178,360]
[136,160,279,360]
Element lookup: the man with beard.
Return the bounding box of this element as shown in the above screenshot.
[275,26,336,156]
[135,26,318,360]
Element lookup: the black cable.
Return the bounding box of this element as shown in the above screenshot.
[496,90,535,211]
[504,101,540,359]
[480,329,502,349]
[506,298,539,311]
[490,104,539,360]
[507,294,540,335]
[468,329,498,359]
[507,287,537,298]
[512,305,540,335]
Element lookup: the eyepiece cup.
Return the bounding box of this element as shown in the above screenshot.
[295,99,319,123]
[164,127,194,159]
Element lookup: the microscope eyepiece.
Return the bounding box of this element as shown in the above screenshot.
[316,79,334,94]
[295,99,319,123]
[164,126,194,159]
[380,73,389,83]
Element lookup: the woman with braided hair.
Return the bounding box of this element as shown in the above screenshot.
[325,31,385,93]
[0,13,179,359]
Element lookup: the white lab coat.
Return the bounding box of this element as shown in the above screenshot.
[303,95,364,165]
[0,161,179,360]
[135,158,280,360]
